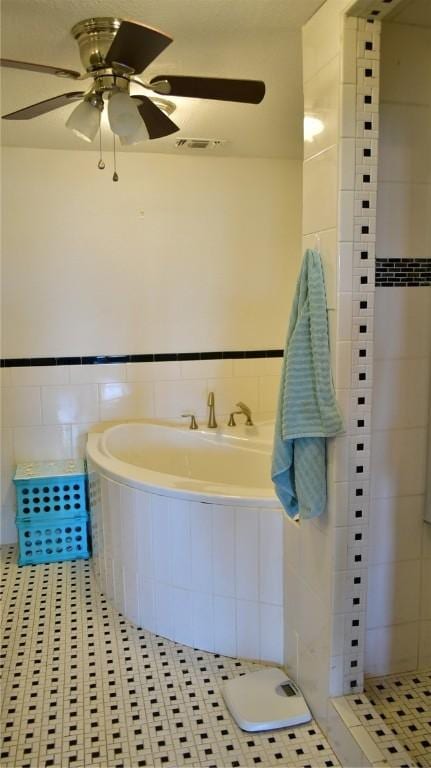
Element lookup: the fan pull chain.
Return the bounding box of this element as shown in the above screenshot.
[112,133,119,182]
[97,113,105,170]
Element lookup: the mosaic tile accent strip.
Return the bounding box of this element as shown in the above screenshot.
[335,14,383,697]
[0,545,340,768]
[375,258,431,287]
[365,672,431,768]
[1,350,284,368]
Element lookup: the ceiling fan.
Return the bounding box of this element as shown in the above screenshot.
[1,16,266,148]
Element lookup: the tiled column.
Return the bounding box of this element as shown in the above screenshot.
[330,14,381,697]
[297,0,407,716]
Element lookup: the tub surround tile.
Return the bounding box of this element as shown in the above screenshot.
[206,377,259,417]
[89,473,283,665]
[2,386,43,428]
[99,381,155,421]
[9,364,70,386]
[41,383,99,425]
[1,350,283,546]
[13,424,73,462]
[181,359,233,380]
[70,363,127,384]
[154,379,208,419]
[126,360,182,382]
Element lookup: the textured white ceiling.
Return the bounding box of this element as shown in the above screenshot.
[0,0,325,158]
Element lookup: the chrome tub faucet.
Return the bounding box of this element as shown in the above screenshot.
[207,391,218,428]
[227,401,254,427]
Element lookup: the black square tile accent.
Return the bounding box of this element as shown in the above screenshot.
[363,148,371,157]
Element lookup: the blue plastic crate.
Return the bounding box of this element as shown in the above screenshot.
[14,460,87,522]
[16,516,89,566]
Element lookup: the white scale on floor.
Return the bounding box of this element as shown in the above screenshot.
[222,668,312,733]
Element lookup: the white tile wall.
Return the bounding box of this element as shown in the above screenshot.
[365,621,420,676]
[303,146,338,235]
[367,18,431,676]
[0,356,281,544]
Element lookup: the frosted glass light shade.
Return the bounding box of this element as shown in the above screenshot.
[108,91,143,137]
[119,118,150,145]
[65,100,100,142]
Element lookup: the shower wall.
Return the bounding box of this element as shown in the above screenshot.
[366,20,431,675]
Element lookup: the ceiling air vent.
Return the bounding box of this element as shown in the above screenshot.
[175,138,226,149]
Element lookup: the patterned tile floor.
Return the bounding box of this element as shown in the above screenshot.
[365,672,431,768]
[0,546,340,768]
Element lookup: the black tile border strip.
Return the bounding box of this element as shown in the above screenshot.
[376,257,431,287]
[1,349,284,368]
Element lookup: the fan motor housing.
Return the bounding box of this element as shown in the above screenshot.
[71,17,122,72]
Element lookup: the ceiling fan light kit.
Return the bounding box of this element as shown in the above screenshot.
[1,15,265,181]
[65,95,102,142]
[107,90,143,138]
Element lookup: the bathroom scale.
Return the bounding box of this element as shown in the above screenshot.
[222,667,312,732]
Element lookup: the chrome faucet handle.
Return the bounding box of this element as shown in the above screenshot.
[181,413,199,430]
[235,401,254,426]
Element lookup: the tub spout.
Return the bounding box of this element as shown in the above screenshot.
[207,391,218,428]
[235,401,254,426]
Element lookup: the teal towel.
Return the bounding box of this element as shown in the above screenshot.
[272,249,343,519]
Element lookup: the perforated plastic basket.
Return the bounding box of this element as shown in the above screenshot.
[14,460,87,521]
[16,516,89,566]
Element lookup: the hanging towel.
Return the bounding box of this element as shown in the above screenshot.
[271,248,343,519]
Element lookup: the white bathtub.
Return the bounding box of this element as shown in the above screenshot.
[87,421,284,662]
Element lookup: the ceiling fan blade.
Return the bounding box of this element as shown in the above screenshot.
[105,20,172,75]
[0,58,81,79]
[150,75,265,104]
[131,95,179,139]
[2,92,85,120]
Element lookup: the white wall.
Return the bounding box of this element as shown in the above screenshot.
[366,21,431,675]
[1,147,301,357]
[1,147,301,544]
